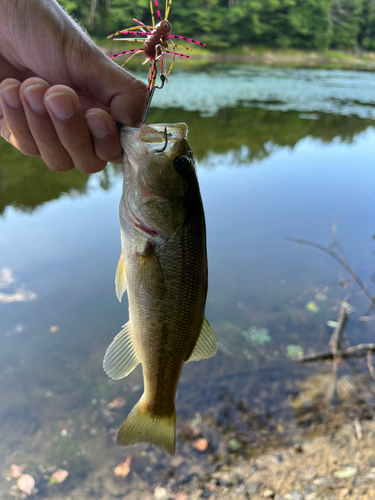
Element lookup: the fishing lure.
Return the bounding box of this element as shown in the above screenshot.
[107,0,205,90]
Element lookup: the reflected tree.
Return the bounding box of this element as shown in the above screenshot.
[1,107,374,215]
[149,106,375,164]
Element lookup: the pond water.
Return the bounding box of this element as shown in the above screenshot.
[1,65,375,498]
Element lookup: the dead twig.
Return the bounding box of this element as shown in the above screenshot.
[367,350,375,381]
[299,343,375,363]
[329,306,348,358]
[290,278,356,304]
[354,417,363,440]
[285,237,375,310]
[360,315,375,322]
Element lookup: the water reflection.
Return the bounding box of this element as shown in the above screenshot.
[1,107,373,215]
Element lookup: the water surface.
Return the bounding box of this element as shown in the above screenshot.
[1,65,374,498]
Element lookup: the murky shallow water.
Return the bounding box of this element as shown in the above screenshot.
[1,65,375,498]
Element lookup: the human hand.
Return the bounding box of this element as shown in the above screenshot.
[0,0,148,173]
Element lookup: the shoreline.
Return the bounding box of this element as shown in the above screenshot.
[99,43,375,71]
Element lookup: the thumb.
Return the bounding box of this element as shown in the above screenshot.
[64,32,149,127]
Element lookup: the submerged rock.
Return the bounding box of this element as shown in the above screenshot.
[17,474,35,496]
[50,468,69,484]
[193,438,208,452]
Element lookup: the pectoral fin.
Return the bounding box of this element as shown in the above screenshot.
[103,321,140,380]
[138,253,165,291]
[186,317,217,362]
[115,252,127,302]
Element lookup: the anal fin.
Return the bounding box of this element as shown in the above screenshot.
[186,317,217,362]
[115,252,127,302]
[103,321,139,380]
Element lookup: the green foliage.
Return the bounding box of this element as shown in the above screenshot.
[359,0,375,49]
[330,0,364,47]
[57,0,375,50]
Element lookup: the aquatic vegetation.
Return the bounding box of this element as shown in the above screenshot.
[243,349,254,360]
[228,438,240,451]
[326,320,339,328]
[305,301,319,313]
[241,326,271,345]
[286,344,304,359]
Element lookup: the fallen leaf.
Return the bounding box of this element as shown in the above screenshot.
[333,466,357,478]
[17,474,35,495]
[108,397,127,409]
[193,438,208,452]
[10,464,26,478]
[114,457,132,477]
[327,320,339,328]
[174,493,188,500]
[51,468,69,484]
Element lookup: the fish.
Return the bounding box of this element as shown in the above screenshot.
[103,122,216,455]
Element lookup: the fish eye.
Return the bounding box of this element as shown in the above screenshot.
[173,155,191,173]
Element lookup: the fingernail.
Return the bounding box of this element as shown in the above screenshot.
[24,84,47,114]
[85,112,109,139]
[45,92,75,120]
[2,84,22,109]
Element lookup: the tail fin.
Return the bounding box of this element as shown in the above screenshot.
[117,394,176,455]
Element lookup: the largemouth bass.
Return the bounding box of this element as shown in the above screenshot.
[103,123,216,455]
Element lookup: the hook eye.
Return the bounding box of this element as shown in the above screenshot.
[156,126,168,153]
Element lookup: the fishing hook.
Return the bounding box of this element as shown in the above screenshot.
[155,126,168,153]
[141,72,166,125]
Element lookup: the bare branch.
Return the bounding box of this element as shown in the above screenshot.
[331,203,351,261]
[329,306,348,357]
[299,343,375,363]
[285,236,375,309]
[290,279,356,304]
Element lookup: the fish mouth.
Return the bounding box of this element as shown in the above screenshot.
[120,123,188,155]
[139,123,187,146]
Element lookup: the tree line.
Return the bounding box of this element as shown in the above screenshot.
[58,0,375,51]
